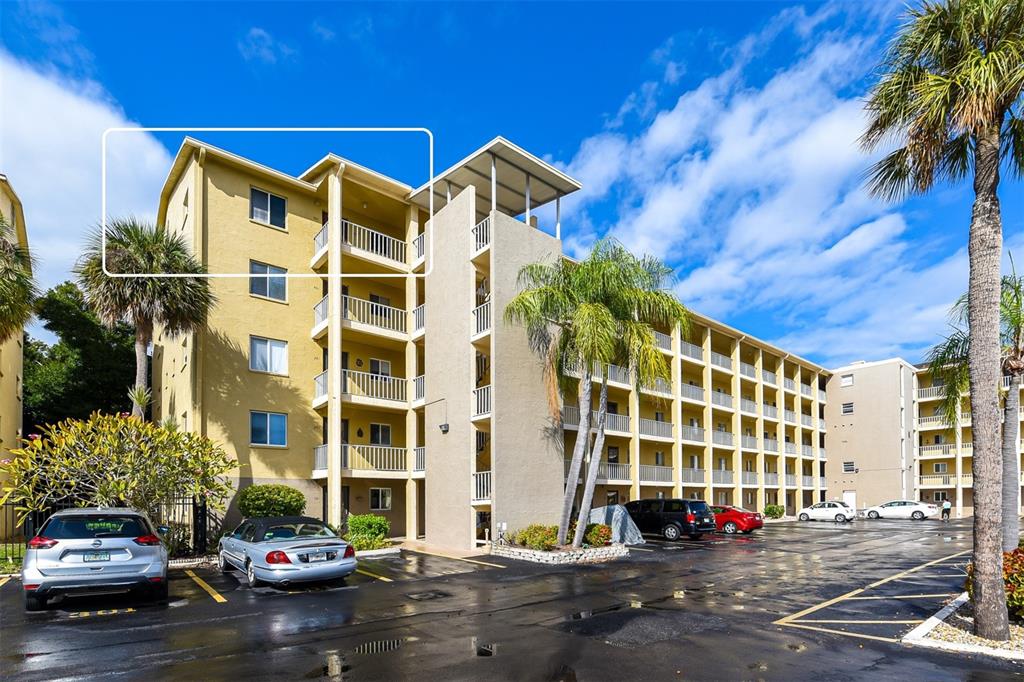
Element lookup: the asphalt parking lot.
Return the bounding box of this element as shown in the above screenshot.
[1,518,1020,681]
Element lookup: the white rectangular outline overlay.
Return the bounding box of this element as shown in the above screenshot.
[101,127,434,279]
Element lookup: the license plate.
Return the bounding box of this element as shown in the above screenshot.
[83,551,110,562]
[307,553,327,563]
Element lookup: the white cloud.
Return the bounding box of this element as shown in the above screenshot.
[310,18,336,42]
[237,27,296,64]
[0,51,172,297]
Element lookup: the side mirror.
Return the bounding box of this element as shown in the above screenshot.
[156,525,171,536]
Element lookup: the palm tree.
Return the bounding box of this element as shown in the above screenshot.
[0,213,37,343]
[862,0,1023,641]
[505,239,688,547]
[930,273,1024,553]
[76,217,215,418]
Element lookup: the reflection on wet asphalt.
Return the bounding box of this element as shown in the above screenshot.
[1,519,1018,681]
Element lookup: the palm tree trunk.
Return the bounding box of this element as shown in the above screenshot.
[966,124,1010,641]
[132,322,152,419]
[574,374,609,548]
[1004,374,1021,552]
[558,371,592,545]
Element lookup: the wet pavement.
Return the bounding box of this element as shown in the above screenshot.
[2,519,1021,680]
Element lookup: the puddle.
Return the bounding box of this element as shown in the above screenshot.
[565,603,630,621]
[406,590,452,601]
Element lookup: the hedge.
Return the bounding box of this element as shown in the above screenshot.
[237,484,306,518]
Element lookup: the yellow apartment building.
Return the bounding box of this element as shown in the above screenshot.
[152,137,829,551]
[0,174,29,459]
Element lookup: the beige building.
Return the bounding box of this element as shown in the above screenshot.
[0,174,29,459]
[824,358,916,510]
[153,137,829,551]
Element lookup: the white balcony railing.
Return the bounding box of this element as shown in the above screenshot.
[712,469,734,485]
[342,369,406,402]
[819,448,827,459]
[473,301,492,336]
[606,363,631,385]
[712,430,734,447]
[740,362,757,379]
[817,389,827,402]
[801,444,813,457]
[784,378,796,391]
[640,464,674,483]
[314,223,328,254]
[343,220,406,264]
[785,474,797,487]
[764,472,779,486]
[413,375,425,401]
[917,414,947,426]
[473,385,492,417]
[916,385,946,399]
[314,371,328,401]
[800,414,813,427]
[313,444,327,470]
[740,398,757,414]
[681,425,705,442]
[681,384,705,402]
[784,409,797,424]
[342,444,407,472]
[764,438,779,452]
[918,443,955,456]
[654,331,672,351]
[763,405,779,420]
[800,384,812,397]
[710,351,733,371]
[762,370,777,385]
[711,392,733,409]
[314,295,328,327]
[819,476,826,488]
[918,474,958,487]
[640,418,672,439]
[681,468,705,484]
[600,461,632,481]
[414,447,425,472]
[344,295,406,333]
[472,217,491,252]
[605,412,631,433]
[641,377,672,395]
[413,304,425,332]
[681,341,703,361]
[784,442,797,454]
[473,471,492,501]
[412,233,426,261]
[741,435,758,450]
[802,475,815,487]
[742,471,758,485]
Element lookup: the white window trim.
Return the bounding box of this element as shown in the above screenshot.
[370,487,392,511]
[249,260,289,303]
[842,461,855,473]
[370,358,392,377]
[841,402,854,415]
[840,374,853,387]
[250,186,288,231]
[249,335,289,376]
[933,462,948,474]
[369,423,392,446]
[250,410,288,447]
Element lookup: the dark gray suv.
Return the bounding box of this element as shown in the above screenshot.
[625,498,717,540]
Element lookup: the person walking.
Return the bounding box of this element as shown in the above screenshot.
[941,498,952,522]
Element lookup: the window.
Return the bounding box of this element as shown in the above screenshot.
[249,336,288,375]
[688,454,700,469]
[249,261,287,301]
[655,451,665,466]
[934,491,948,502]
[607,446,620,463]
[250,187,286,229]
[250,411,287,446]
[370,423,392,446]
[607,491,620,506]
[841,402,854,415]
[842,461,855,473]
[933,462,948,474]
[654,411,665,422]
[370,487,392,511]
[370,359,392,377]
[840,374,854,387]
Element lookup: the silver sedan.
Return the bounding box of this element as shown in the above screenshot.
[218,516,357,587]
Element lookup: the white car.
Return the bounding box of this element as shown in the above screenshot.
[797,501,855,523]
[864,500,938,520]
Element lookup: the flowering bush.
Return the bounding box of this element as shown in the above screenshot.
[515,524,559,551]
[965,548,1024,621]
[584,523,612,546]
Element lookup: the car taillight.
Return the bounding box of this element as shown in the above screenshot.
[266,550,291,564]
[23,584,40,591]
[27,536,57,549]
[686,513,695,523]
[133,534,162,546]
[343,544,355,559]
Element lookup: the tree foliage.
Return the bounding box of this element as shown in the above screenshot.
[0,212,37,344]
[0,413,234,520]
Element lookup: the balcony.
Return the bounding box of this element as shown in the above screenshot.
[313,444,328,478]
[681,341,703,362]
[917,414,947,429]
[819,447,827,459]
[784,442,797,455]
[711,392,733,410]
[742,471,758,485]
[710,351,733,372]
[762,370,777,386]
[784,378,796,392]
[639,418,673,440]
[802,475,814,487]
[800,413,813,427]
[918,473,970,488]
[412,232,426,265]
[313,371,327,408]
[784,474,796,487]
[412,375,425,405]
[561,406,632,434]
[312,295,328,338]
[918,443,956,457]
[740,398,757,414]
[564,361,631,386]
[641,377,672,396]
[784,409,797,424]
[654,331,672,352]
[342,369,407,406]
[916,385,945,400]
[819,476,827,488]
[313,223,329,265]
[764,438,779,452]
[681,383,705,403]
[800,384,812,398]
[819,419,827,431]
[764,472,779,486]
[472,301,492,338]
[711,430,734,447]
[415,447,425,472]
[817,389,827,402]
[681,468,705,484]
[342,444,407,475]
[712,469,734,485]
[473,385,492,418]
[681,425,705,443]
[343,219,407,267]
[472,471,492,503]
[763,405,779,420]
[640,464,673,484]
[413,304,425,336]
[739,362,757,379]
[472,217,491,253]
[343,295,407,337]
[741,435,758,450]
[563,459,632,482]
[801,444,813,458]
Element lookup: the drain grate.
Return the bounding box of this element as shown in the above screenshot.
[406,589,452,601]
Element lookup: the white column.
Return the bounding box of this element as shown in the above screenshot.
[446,180,452,203]
[490,153,497,213]
[555,195,561,240]
[327,167,345,527]
[525,174,531,226]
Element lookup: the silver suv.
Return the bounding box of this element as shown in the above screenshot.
[21,508,168,611]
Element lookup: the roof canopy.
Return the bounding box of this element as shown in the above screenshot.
[409,136,581,218]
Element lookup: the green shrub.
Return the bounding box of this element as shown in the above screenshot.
[344,514,390,552]
[965,548,1024,621]
[584,523,612,546]
[763,504,785,519]
[237,484,306,518]
[515,524,559,551]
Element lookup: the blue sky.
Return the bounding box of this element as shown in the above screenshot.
[2,0,1022,367]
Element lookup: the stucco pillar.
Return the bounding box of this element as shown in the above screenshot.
[700,328,713,501]
[754,349,765,513]
[629,378,641,502]
[326,168,345,528]
[405,205,420,538]
[730,338,741,506]
[671,322,684,499]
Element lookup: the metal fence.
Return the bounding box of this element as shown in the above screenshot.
[0,497,223,564]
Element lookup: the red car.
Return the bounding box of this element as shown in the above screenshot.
[709,505,763,534]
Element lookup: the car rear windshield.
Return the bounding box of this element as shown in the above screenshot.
[42,515,147,539]
[261,522,336,542]
[688,501,710,514]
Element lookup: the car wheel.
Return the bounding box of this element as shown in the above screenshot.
[153,581,169,602]
[245,560,261,588]
[689,534,703,541]
[867,511,879,519]
[663,524,681,541]
[798,513,810,521]
[723,521,738,534]
[217,551,230,573]
[24,593,46,612]
[911,511,924,520]
[834,514,847,523]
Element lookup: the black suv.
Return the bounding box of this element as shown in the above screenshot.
[624,498,717,541]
